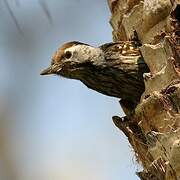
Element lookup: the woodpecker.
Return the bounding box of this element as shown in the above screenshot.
[40,41,149,106]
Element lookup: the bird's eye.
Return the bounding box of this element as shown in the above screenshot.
[64,51,72,59]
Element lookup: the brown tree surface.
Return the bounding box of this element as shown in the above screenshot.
[108,0,180,179]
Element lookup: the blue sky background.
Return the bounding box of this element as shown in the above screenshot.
[0,0,140,179]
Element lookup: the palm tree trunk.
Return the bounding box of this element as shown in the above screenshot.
[108,0,180,179]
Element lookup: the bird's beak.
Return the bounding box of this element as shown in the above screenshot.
[40,64,61,76]
[40,66,54,75]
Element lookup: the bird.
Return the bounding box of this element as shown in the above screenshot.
[40,41,149,109]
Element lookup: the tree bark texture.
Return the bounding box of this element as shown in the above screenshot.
[108,0,180,179]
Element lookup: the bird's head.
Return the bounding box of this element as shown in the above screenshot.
[40,41,104,79]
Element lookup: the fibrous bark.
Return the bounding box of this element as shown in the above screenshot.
[108,0,180,179]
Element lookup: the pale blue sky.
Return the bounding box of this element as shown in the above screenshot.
[0,0,140,179]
